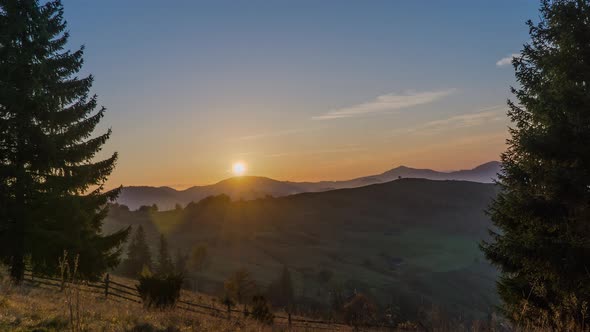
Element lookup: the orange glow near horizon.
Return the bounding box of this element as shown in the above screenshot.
[99,102,510,191]
[102,129,507,190]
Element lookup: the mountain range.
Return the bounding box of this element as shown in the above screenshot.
[117,161,501,210]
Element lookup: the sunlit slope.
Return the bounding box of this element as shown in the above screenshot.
[106,178,499,320]
[118,176,303,210]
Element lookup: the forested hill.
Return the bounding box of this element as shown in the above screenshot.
[106,179,499,321]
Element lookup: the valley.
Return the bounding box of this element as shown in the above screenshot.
[106,178,499,321]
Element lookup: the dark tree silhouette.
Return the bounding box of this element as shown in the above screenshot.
[224,268,257,304]
[0,0,128,282]
[187,244,208,291]
[482,0,590,328]
[189,244,208,273]
[121,226,152,277]
[173,248,188,274]
[156,234,173,275]
[267,265,294,308]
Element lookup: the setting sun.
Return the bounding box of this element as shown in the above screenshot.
[232,161,247,176]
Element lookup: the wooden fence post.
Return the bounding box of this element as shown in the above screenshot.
[104,273,110,298]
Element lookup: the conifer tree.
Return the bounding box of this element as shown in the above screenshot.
[189,244,208,273]
[173,248,188,274]
[156,234,173,275]
[279,266,294,306]
[122,225,152,277]
[188,244,208,291]
[224,268,257,304]
[481,0,590,328]
[0,0,128,282]
[267,266,295,307]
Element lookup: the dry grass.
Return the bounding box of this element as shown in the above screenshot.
[0,273,351,332]
[0,271,524,331]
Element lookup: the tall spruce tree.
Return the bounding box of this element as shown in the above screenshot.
[481,0,590,328]
[156,234,173,275]
[173,248,188,274]
[0,0,128,282]
[267,265,294,308]
[122,225,152,277]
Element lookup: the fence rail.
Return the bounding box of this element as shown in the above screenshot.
[21,269,353,330]
[109,279,136,291]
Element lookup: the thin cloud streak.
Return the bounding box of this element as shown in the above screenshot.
[496,53,519,67]
[237,128,318,141]
[392,105,507,136]
[312,89,457,120]
[266,145,367,158]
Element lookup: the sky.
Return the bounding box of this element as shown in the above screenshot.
[60,0,538,189]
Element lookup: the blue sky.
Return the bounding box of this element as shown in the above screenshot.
[61,0,538,188]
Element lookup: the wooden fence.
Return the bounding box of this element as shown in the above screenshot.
[22,270,352,331]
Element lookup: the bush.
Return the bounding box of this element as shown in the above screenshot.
[136,273,183,309]
[251,295,274,325]
[343,293,378,327]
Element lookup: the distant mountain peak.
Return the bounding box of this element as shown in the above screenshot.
[117,161,501,210]
[472,161,501,171]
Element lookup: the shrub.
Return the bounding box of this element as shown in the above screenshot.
[136,273,183,309]
[250,295,274,325]
[343,293,377,327]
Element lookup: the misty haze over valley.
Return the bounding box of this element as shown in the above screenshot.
[119,161,501,210]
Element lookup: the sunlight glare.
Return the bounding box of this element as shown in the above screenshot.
[232,161,247,176]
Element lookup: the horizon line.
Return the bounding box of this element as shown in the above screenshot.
[107,160,500,191]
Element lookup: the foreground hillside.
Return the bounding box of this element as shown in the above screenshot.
[106,179,500,322]
[1,275,512,331]
[0,289,244,331]
[0,270,347,332]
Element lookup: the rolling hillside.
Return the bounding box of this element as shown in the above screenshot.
[106,178,499,321]
[117,161,501,210]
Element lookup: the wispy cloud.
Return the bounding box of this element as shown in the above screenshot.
[392,105,507,136]
[265,145,366,158]
[237,128,317,141]
[496,53,519,67]
[312,89,457,120]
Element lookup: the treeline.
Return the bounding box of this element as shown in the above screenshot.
[118,225,208,282]
[114,224,497,328]
[107,199,497,326]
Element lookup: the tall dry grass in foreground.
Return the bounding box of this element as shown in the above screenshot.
[0,273,308,332]
[0,275,497,332]
[0,280,531,332]
[1,268,574,332]
[0,286,285,331]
